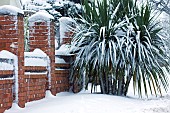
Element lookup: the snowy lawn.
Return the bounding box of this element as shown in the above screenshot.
[5,84,170,113]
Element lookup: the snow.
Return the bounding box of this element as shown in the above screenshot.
[55,44,71,55]
[0,77,14,80]
[55,57,66,63]
[49,9,61,16]
[25,4,44,11]
[47,56,51,89]
[33,0,46,6]
[54,1,64,7]
[12,54,19,104]
[0,62,14,70]
[24,48,47,58]
[5,82,170,113]
[8,103,21,111]
[24,57,47,66]
[45,90,55,98]
[0,50,15,70]
[23,0,51,11]
[0,50,16,59]
[28,11,54,22]
[75,3,82,10]
[0,50,19,103]
[25,72,48,75]
[59,17,76,43]
[43,3,52,9]
[55,69,69,71]
[2,49,170,113]
[0,5,24,15]
[24,49,48,66]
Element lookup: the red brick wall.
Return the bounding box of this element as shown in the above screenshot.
[24,66,47,102]
[0,14,26,108]
[55,63,70,93]
[55,55,75,93]
[62,31,74,44]
[0,15,18,53]
[25,75,47,102]
[29,21,56,95]
[0,80,14,113]
[0,11,75,112]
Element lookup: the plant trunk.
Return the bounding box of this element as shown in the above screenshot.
[108,75,112,94]
[117,70,124,96]
[123,75,132,96]
[99,72,106,94]
[105,73,109,94]
[81,69,86,92]
[117,76,123,96]
[112,79,117,95]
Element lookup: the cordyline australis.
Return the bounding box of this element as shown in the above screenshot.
[69,0,170,97]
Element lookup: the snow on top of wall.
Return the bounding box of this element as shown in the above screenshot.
[55,44,70,55]
[0,50,16,59]
[59,17,76,25]
[24,49,48,66]
[0,62,14,70]
[0,5,24,15]
[55,57,66,63]
[29,10,54,22]
[0,50,15,70]
[25,57,48,66]
[25,48,47,58]
[59,17,76,43]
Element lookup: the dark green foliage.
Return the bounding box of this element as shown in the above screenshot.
[70,0,170,97]
[52,1,82,17]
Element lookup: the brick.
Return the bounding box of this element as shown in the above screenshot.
[4,15,16,20]
[0,108,5,113]
[0,21,16,26]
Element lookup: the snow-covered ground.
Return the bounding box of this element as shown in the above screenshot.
[5,83,170,113]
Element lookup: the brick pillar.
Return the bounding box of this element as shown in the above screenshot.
[58,17,76,93]
[28,12,56,95]
[59,17,76,45]
[0,6,26,108]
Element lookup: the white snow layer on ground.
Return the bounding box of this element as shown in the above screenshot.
[5,80,170,113]
[0,5,24,15]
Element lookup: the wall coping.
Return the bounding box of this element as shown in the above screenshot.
[28,11,54,22]
[0,5,24,16]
